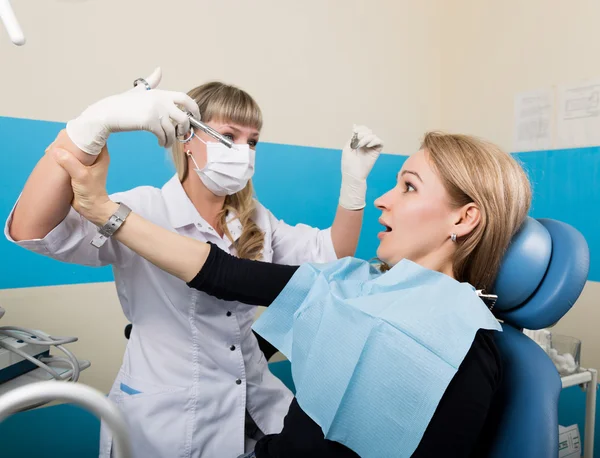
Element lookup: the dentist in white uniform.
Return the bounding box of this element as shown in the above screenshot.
[5,68,383,458]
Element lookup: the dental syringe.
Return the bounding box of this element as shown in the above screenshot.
[187,114,233,149]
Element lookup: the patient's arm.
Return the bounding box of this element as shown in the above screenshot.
[187,241,299,305]
[92,201,212,282]
[92,202,298,305]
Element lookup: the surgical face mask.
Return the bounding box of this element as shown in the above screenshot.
[187,136,255,196]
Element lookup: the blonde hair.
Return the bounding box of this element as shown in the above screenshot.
[421,131,532,291]
[172,82,265,260]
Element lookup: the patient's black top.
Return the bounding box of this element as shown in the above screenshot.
[187,243,501,458]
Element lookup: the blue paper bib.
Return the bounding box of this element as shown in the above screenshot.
[253,257,501,457]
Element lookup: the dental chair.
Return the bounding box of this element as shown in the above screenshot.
[485,217,589,457]
[267,216,590,457]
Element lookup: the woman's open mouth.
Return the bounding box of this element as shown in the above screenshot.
[378,219,392,239]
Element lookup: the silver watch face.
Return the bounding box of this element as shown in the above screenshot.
[90,203,131,249]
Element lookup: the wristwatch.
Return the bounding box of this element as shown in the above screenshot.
[90,202,132,248]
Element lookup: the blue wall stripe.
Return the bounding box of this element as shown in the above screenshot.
[1,116,599,289]
[515,148,600,281]
[0,116,405,289]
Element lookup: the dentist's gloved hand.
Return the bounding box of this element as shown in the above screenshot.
[339,125,384,210]
[66,67,200,156]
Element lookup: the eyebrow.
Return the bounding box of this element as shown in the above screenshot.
[398,170,423,183]
[222,124,242,133]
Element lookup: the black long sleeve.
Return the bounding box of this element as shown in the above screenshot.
[410,329,502,458]
[187,242,299,306]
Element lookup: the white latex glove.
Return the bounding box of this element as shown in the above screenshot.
[339,125,384,210]
[66,67,200,156]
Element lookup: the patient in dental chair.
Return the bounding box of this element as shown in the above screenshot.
[53,131,531,457]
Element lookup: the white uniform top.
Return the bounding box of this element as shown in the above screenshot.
[4,175,338,458]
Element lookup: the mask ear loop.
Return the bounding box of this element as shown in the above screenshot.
[178,126,195,144]
[179,126,209,146]
[181,127,206,171]
[185,149,203,171]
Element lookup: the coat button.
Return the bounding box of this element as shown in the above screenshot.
[230,345,236,351]
[226,311,232,317]
[236,379,242,385]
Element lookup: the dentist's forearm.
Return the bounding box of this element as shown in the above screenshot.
[10,131,97,241]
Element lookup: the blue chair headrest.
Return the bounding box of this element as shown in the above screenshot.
[492,217,589,330]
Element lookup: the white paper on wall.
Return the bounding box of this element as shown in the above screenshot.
[557,79,600,148]
[513,89,554,152]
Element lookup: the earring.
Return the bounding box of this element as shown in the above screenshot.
[186,150,202,170]
[450,233,457,243]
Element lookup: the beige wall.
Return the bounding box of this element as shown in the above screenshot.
[440,0,600,370]
[0,0,446,393]
[549,283,600,371]
[0,0,444,154]
[0,283,129,392]
[440,0,600,151]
